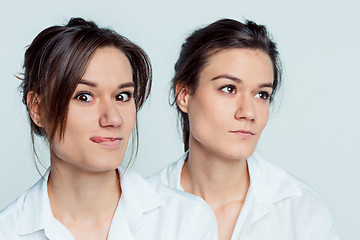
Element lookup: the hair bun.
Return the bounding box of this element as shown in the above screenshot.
[65,17,98,28]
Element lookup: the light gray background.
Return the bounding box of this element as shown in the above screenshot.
[0,0,358,238]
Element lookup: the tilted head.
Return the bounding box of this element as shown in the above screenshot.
[171,19,282,152]
[21,17,152,168]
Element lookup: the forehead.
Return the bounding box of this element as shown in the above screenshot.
[200,48,274,84]
[81,47,133,87]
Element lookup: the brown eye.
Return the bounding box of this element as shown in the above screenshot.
[75,93,94,103]
[220,85,236,94]
[115,92,132,102]
[255,91,270,100]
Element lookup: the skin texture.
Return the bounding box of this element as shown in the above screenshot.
[29,47,136,240]
[177,48,274,240]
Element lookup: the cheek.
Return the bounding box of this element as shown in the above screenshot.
[256,104,270,131]
[122,105,136,134]
[187,92,229,137]
[66,109,96,139]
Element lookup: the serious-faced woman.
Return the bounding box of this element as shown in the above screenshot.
[151,19,340,240]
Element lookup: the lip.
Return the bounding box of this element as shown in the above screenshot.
[90,137,122,148]
[230,130,255,138]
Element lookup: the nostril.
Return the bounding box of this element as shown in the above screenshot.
[99,105,123,128]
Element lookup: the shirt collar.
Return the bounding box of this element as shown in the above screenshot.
[171,151,301,206]
[244,152,302,225]
[169,153,187,191]
[18,169,53,236]
[107,166,165,237]
[247,152,302,205]
[18,167,165,238]
[120,165,164,209]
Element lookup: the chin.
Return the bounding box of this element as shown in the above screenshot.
[221,145,256,162]
[81,156,123,172]
[84,164,121,173]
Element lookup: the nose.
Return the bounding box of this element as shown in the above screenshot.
[99,100,123,128]
[234,95,256,122]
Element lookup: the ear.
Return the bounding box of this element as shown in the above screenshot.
[26,91,43,127]
[175,83,191,113]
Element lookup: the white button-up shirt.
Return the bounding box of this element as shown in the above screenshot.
[150,152,341,240]
[0,167,218,239]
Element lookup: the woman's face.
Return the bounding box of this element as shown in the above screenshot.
[179,48,274,161]
[50,47,136,172]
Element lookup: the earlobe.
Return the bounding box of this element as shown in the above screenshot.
[176,83,190,113]
[26,92,43,127]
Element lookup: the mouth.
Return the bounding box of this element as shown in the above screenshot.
[230,130,255,138]
[90,137,122,148]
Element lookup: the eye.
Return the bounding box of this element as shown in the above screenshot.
[220,85,236,94]
[115,91,132,102]
[255,91,271,100]
[75,92,94,103]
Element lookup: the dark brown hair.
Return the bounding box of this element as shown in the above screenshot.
[21,17,152,165]
[171,18,282,151]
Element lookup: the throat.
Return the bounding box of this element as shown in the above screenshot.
[180,152,250,240]
[181,154,250,203]
[214,199,245,240]
[47,168,121,228]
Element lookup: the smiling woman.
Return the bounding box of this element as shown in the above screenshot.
[0,18,218,240]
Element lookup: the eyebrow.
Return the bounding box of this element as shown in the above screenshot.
[212,74,241,83]
[211,74,273,89]
[258,83,274,89]
[119,82,135,89]
[79,79,97,87]
[79,79,134,89]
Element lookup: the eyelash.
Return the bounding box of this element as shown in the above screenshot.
[220,84,236,94]
[75,91,94,103]
[254,91,271,101]
[74,91,133,103]
[115,91,133,102]
[219,85,271,101]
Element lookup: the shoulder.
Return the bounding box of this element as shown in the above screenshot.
[280,174,339,239]
[249,153,340,239]
[0,191,27,238]
[0,176,48,239]
[125,166,207,209]
[122,168,218,239]
[149,176,208,210]
[260,154,331,206]
[147,154,186,188]
[250,152,326,199]
[253,153,332,207]
[0,193,25,220]
[281,171,339,238]
[148,179,218,239]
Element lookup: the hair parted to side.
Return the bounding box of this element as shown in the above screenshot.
[171,18,282,151]
[21,17,152,169]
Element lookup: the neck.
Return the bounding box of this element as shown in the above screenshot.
[181,139,250,207]
[47,157,121,226]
